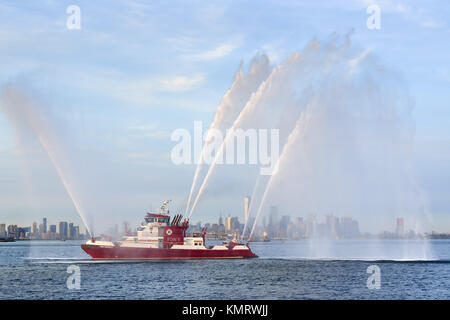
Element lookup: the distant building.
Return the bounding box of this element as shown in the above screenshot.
[267,206,279,238]
[22,227,31,239]
[16,227,27,239]
[339,217,360,239]
[225,216,231,232]
[59,222,68,240]
[8,225,18,238]
[325,215,340,239]
[294,217,306,239]
[39,224,58,240]
[0,224,6,238]
[305,214,316,238]
[73,226,80,239]
[210,223,218,233]
[43,218,47,234]
[230,217,240,232]
[217,222,225,235]
[396,218,404,237]
[279,215,290,238]
[68,223,74,239]
[31,222,38,236]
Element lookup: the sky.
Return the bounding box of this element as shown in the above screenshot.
[0,0,449,233]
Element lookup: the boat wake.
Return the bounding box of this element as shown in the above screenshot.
[23,256,450,264]
[258,257,449,263]
[24,257,209,264]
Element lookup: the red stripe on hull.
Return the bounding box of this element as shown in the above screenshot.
[81,244,258,260]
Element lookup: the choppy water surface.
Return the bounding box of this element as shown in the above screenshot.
[1,240,449,299]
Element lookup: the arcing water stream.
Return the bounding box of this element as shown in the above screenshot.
[0,85,94,236]
[187,35,431,259]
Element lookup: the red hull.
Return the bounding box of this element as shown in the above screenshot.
[82,244,258,260]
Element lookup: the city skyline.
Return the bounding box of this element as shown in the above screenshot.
[3,209,448,241]
[188,212,441,240]
[0,217,87,240]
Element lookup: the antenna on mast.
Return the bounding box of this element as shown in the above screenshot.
[160,199,172,215]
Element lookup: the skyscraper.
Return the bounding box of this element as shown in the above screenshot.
[225,216,231,232]
[59,222,68,240]
[279,215,290,238]
[32,222,37,235]
[8,225,17,238]
[325,215,339,239]
[0,224,6,238]
[73,226,80,239]
[68,223,74,239]
[268,206,278,237]
[43,218,47,234]
[230,217,240,232]
[339,217,360,239]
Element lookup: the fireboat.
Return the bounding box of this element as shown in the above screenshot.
[81,200,257,260]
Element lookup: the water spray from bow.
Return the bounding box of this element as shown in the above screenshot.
[0,85,94,236]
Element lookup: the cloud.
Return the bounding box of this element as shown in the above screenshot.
[128,124,158,131]
[187,43,240,61]
[165,35,242,61]
[123,151,171,162]
[420,17,441,29]
[165,35,203,52]
[158,73,205,92]
[128,124,172,140]
[144,130,172,139]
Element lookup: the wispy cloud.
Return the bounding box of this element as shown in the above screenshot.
[419,17,442,29]
[128,124,158,131]
[165,34,242,62]
[143,130,172,139]
[187,42,241,61]
[165,35,203,52]
[128,124,171,140]
[158,73,205,92]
